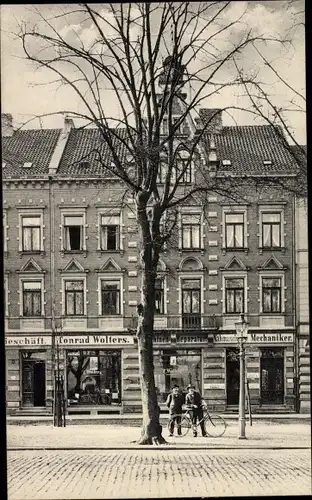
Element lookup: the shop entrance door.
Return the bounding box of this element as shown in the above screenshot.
[226,348,240,406]
[22,353,46,407]
[260,348,284,404]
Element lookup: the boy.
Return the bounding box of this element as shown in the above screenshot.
[166,385,184,437]
[185,385,207,437]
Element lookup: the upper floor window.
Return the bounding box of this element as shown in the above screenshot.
[262,278,281,313]
[22,281,42,317]
[182,279,201,315]
[225,278,244,314]
[157,162,168,184]
[22,216,41,252]
[262,213,281,248]
[64,280,84,316]
[225,213,244,249]
[101,281,120,315]
[100,215,120,251]
[181,214,201,249]
[155,278,164,315]
[63,215,83,251]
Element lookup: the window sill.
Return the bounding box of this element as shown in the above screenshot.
[62,250,87,256]
[259,247,285,254]
[19,250,45,256]
[221,247,249,253]
[179,248,205,253]
[97,249,124,256]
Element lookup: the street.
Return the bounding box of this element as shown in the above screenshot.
[6,422,311,499]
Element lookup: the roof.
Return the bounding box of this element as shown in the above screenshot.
[210,125,298,175]
[56,127,129,177]
[2,129,61,178]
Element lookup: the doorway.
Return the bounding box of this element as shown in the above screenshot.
[260,348,284,404]
[22,352,46,407]
[226,348,240,406]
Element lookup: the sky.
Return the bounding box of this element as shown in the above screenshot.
[0,1,306,144]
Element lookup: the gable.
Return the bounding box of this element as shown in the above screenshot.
[20,258,43,273]
[260,255,284,270]
[224,256,247,271]
[98,257,122,272]
[62,258,85,273]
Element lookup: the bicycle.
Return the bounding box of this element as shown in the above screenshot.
[167,402,227,438]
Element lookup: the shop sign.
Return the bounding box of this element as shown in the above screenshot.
[5,336,52,346]
[177,335,209,344]
[57,335,134,346]
[214,332,294,344]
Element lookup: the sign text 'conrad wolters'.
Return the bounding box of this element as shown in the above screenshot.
[57,335,134,345]
[214,332,294,344]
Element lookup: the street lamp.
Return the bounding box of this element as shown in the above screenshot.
[235,314,248,439]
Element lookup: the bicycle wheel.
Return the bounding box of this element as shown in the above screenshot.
[167,415,191,437]
[204,414,227,437]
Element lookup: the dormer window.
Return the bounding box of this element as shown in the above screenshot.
[222,159,231,167]
[263,160,272,166]
[2,162,6,168]
[22,162,32,168]
[79,161,89,168]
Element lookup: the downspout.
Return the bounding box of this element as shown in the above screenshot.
[48,175,56,420]
[292,194,299,412]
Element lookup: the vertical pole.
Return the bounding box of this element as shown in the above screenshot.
[238,342,247,439]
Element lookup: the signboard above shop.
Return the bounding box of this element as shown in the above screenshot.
[213,332,294,344]
[5,334,134,347]
[5,336,52,347]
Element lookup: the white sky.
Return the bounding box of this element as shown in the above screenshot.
[0,1,306,144]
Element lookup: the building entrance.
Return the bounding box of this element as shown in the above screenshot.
[21,352,46,407]
[260,348,284,404]
[226,348,240,406]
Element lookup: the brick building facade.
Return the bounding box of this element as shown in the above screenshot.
[2,91,305,416]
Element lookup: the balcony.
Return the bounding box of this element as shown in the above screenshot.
[124,314,218,332]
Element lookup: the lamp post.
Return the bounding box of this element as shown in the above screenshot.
[53,326,66,427]
[235,314,248,439]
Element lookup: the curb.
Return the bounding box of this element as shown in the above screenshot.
[7,446,311,451]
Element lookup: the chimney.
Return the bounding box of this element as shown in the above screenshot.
[199,109,223,134]
[2,113,14,137]
[48,115,75,175]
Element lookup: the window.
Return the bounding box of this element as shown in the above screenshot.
[262,278,281,313]
[101,281,120,315]
[155,278,164,315]
[100,215,120,250]
[22,281,42,316]
[181,214,201,249]
[21,216,41,251]
[182,279,201,314]
[177,159,192,184]
[225,278,244,314]
[157,162,168,184]
[63,216,83,251]
[262,213,281,248]
[3,211,7,252]
[173,117,182,134]
[162,118,168,135]
[65,280,84,316]
[225,213,244,249]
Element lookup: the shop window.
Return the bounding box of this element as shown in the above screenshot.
[66,350,121,406]
[226,348,239,405]
[101,281,120,315]
[260,348,284,404]
[63,215,83,251]
[262,213,281,248]
[64,280,84,316]
[182,279,201,328]
[154,349,201,403]
[155,278,165,315]
[225,278,244,314]
[100,214,120,250]
[225,213,244,249]
[22,281,42,316]
[262,278,281,313]
[21,216,41,251]
[181,214,201,249]
[21,351,46,407]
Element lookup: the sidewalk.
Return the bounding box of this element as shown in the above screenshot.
[6,421,311,450]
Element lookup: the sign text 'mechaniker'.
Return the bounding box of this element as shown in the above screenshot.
[214,333,294,344]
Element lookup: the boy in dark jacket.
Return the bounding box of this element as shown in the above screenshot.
[185,385,207,437]
[166,385,184,436]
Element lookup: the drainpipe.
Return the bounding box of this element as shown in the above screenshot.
[48,175,56,421]
[292,195,299,412]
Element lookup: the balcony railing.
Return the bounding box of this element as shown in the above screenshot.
[124,314,219,331]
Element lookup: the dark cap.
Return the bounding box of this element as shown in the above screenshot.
[187,385,195,390]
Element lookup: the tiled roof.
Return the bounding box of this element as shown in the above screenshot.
[208,125,298,175]
[2,129,61,178]
[56,127,129,177]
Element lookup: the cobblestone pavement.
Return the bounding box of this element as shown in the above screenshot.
[6,422,311,449]
[7,448,311,499]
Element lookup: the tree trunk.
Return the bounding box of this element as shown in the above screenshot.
[137,312,166,445]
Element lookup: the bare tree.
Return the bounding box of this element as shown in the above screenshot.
[16,2,300,444]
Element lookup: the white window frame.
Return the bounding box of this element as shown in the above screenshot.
[4,274,9,317]
[155,273,168,315]
[60,208,87,252]
[61,275,87,316]
[19,275,45,317]
[222,272,248,315]
[179,206,204,250]
[18,210,44,252]
[259,206,285,249]
[97,273,124,316]
[259,271,285,314]
[97,210,122,251]
[3,210,8,252]
[178,273,204,327]
[177,150,194,184]
[222,206,248,250]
